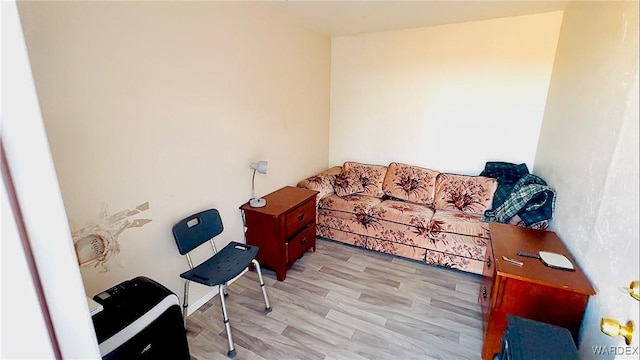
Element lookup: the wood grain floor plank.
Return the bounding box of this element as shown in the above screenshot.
[350,330,437,360]
[186,238,484,359]
[382,311,460,342]
[358,291,413,309]
[323,291,391,327]
[288,272,362,300]
[410,298,485,335]
[327,308,471,360]
[320,264,402,290]
[455,281,481,296]
[266,302,356,343]
[429,298,482,320]
[280,325,338,356]
[228,325,323,360]
[350,255,418,275]
[323,349,371,360]
[189,328,263,360]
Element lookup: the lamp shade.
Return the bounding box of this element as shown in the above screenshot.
[250,161,268,174]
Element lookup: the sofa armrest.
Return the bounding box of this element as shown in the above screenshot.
[297,166,341,207]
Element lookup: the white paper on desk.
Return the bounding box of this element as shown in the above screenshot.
[539,251,575,271]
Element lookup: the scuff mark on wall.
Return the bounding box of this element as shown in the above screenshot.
[71,202,151,272]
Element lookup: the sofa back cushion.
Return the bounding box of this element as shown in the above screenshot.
[382,162,440,206]
[343,161,387,198]
[333,169,365,197]
[297,166,342,205]
[433,173,498,214]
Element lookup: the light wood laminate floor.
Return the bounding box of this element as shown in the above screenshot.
[186,238,484,360]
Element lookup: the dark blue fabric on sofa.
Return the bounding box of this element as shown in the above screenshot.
[481,162,556,226]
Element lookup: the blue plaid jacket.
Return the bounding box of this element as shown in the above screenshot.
[481,162,556,226]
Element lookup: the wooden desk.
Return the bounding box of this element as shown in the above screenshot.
[480,223,595,360]
[240,186,318,281]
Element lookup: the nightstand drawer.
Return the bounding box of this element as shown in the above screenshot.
[286,223,316,265]
[284,198,315,239]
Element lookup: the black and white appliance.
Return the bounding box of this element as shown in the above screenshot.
[91,276,190,360]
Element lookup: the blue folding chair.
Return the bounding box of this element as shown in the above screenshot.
[172,209,272,358]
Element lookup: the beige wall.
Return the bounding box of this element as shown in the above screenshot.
[17,0,639,353]
[535,1,639,356]
[329,12,563,174]
[18,1,330,307]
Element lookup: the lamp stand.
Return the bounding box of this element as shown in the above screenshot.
[249,198,266,208]
[250,168,266,208]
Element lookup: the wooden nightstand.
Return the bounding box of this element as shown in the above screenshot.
[240,186,318,281]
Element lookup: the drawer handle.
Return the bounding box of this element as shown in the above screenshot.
[297,213,305,221]
[486,257,492,268]
[482,287,487,301]
[301,237,307,245]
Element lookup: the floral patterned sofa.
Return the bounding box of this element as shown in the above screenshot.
[297,161,499,275]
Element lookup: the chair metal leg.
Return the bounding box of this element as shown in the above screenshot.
[251,259,272,313]
[219,284,236,358]
[182,280,190,330]
[223,282,229,297]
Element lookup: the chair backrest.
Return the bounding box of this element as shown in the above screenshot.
[172,209,224,255]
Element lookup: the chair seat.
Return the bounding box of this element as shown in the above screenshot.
[180,241,259,286]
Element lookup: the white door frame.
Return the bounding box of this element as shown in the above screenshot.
[1,1,101,358]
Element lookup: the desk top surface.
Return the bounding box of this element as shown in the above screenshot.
[240,186,318,216]
[489,222,596,295]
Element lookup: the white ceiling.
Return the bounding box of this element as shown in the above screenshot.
[266,1,571,37]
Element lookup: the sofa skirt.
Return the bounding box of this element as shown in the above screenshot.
[317,214,488,275]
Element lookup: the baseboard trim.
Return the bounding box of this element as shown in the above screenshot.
[187,287,218,316]
[186,268,248,316]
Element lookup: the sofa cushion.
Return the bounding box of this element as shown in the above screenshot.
[318,194,383,213]
[298,173,334,193]
[297,166,342,193]
[382,162,440,206]
[333,169,365,197]
[372,199,434,227]
[429,209,491,239]
[433,173,498,215]
[319,204,432,249]
[343,162,388,198]
[297,166,342,206]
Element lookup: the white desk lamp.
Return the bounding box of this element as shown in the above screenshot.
[249,161,268,207]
